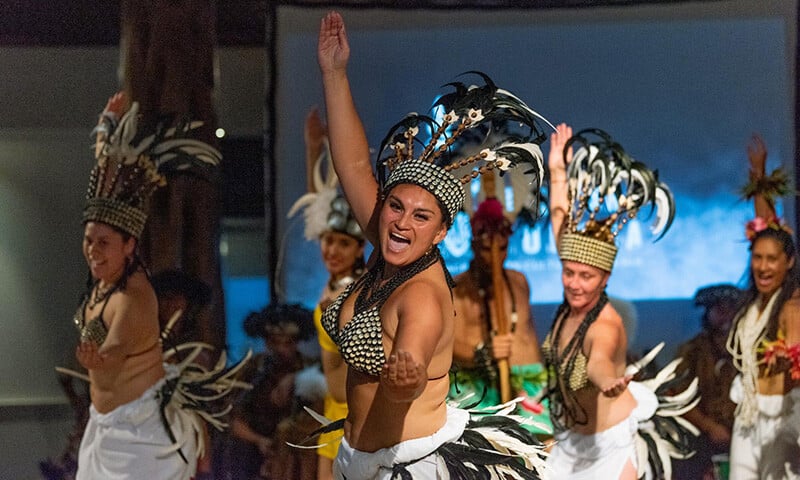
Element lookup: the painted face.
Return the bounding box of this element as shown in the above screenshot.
[561,260,609,312]
[82,221,135,284]
[379,184,448,270]
[320,231,364,280]
[750,236,794,298]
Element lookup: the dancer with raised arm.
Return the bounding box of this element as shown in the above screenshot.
[317,11,552,479]
[545,124,697,479]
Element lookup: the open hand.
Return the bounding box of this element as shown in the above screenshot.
[76,341,106,370]
[747,133,767,178]
[600,374,632,397]
[548,123,573,176]
[103,91,128,118]
[318,12,350,75]
[380,350,426,402]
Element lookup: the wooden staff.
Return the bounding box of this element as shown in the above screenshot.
[490,234,512,402]
[483,171,512,402]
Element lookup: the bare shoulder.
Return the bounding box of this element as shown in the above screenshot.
[780,290,800,327]
[506,269,530,291]
[115,272,158,315]
[587,304,624,339]
[400,273,449,307]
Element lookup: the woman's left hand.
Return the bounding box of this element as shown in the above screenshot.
[380,350,426,402]
[76,340,106,370]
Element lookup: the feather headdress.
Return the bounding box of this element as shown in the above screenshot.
[287,137,362,241]
[83,102,221,238]
[378,72,553,226]
[558,129,675,272]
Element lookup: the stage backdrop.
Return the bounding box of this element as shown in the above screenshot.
[268,1,796,354]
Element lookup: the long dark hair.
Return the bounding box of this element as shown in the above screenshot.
[733,227,800,342]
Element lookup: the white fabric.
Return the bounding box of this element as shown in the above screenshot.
[729,386,800,480]
[76,375,198,480]
[333,407,469,480]
[545,381,657,480]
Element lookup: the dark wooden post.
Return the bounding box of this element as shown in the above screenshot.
[121,0,226,355]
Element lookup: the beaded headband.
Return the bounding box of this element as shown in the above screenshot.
[378,72,553,227]
[83,102,221,238]
[558,129,675,272]
[287,137,363,241]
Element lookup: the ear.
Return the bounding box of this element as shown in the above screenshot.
[600,271,611,289]
[124,237,137,258]
[433,222,448,246]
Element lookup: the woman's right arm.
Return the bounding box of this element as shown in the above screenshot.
[548,123,573,251]
[747,134,772,220]
[318,12,380,244]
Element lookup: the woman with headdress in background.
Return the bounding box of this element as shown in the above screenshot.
[726,134,800,479]
[545,124,697,479]
[317,11,551,479]
[288,107,365,480]
[73,92,243,479]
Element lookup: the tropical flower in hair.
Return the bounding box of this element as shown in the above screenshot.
[744,216,793,241]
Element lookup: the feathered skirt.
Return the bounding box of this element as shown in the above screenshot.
[332,406,547,480]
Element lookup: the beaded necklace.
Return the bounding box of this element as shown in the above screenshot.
[354,247,443,314]
[546,291,608,429]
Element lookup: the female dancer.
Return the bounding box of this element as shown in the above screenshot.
[317,11,550,479]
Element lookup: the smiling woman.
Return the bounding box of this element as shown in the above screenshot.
[544,124,697,479]
[725,136,800,478]
[69,92,245,480]
[316,11,552,479]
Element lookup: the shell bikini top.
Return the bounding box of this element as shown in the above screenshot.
[542,326,590,392]
[321,280,386,376]
[74,293,113,345]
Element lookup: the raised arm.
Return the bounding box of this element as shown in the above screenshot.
[747,134,773,220]
[303,107,327,193]
[548,123,573,251]
[318,12,380,244]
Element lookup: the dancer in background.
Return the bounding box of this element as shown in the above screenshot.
[288,107,365,480]
[451,197,550,436]
[73,92,244,479]
[545,123,697,479]
[726,134,800,479]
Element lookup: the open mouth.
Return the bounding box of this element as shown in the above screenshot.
[387,232,411,252]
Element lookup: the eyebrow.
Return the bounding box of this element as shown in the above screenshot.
[387,194,436,215]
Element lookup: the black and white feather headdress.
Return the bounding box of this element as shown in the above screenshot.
[559,129,675,271]
[83,102,221,238]
[378,72,553,226]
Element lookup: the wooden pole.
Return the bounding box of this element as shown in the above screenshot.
[482,170,511,402]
